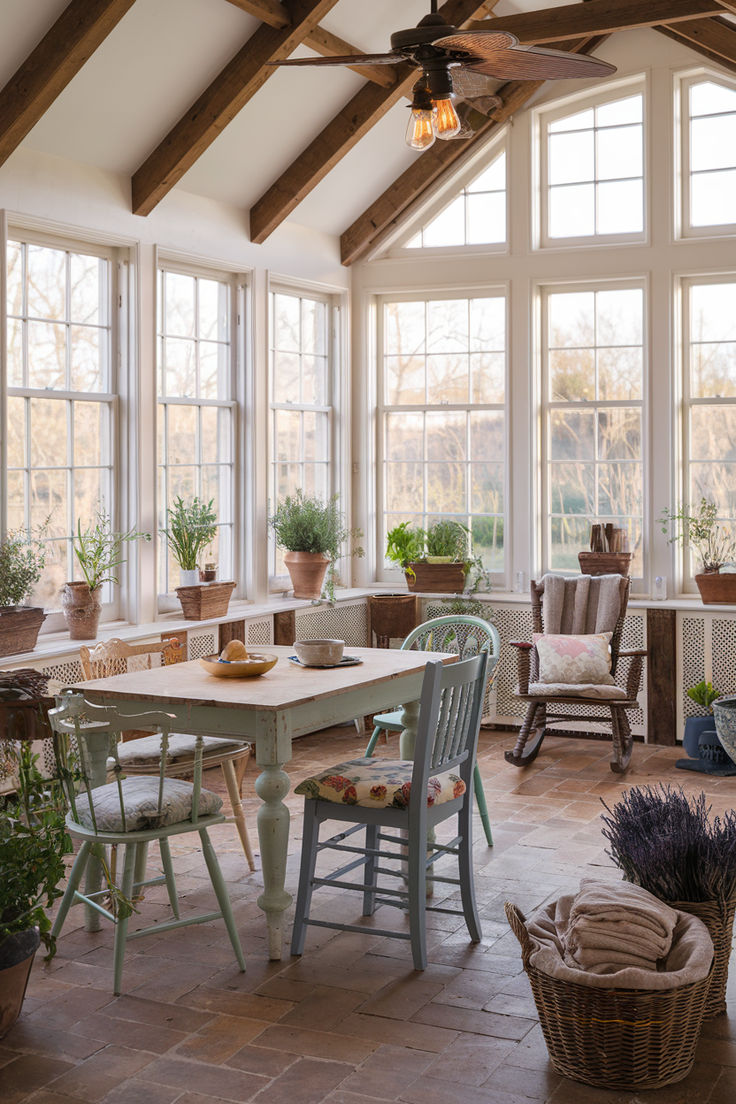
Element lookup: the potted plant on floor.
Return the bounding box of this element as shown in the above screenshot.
[0,529,47,658]
[270,490,363,601]
[61,511,150,640]
[0,674,71,1037]
[683,679,722,756]
[660,498,736,603]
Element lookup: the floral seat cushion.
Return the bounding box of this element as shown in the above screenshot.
[294,757,465,809]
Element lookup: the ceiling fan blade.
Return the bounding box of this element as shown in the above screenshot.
[451,67,501,104]
[267,52,401,67]
[432,31,518,60]
[467,46,617,81]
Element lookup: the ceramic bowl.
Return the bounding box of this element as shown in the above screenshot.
[713,697,736,765]
[199,653,278,678]
[293,638,345,667]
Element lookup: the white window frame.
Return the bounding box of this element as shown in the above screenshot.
[155,252,247,605]
[385,131,509,258]
[2,217,134,632]
[538,277,649,584]
[375,286,510,587]
[534,75,647,251]
[675,67,736,242]
[267,278,346,590]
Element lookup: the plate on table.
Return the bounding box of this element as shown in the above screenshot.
[288,655,363,669]
[199,653,278,678]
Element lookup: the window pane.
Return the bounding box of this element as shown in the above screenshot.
[597,347,643,400]
[691,170,736,227]
[386,462,423,513]
[427,354,468,403]
[27,245,65,321]
[470,297,505,352]
[302,298,327,356]
[549,292,595,347]
[275,409,301,461]
[549,349,595,401]
[550,515,591,570]
[597,288,643,346]
[421,196,465,246]
[426,412,465,461]
[27,320,66,389]
[690,284,736,342]
[597,179,643,234]
[427,300,469,354]
[70,254,103,325]
[302,355,328,406]
[303,411,328,462]
[272,351,301,404]
[549,130,594,184]
[70,324,105,392]
[385,301,425,355]
[30,398,67,468]
[690,405,736,461]
[470,352,505,404]
[164,271,195,337]
[385,412,423,461]
[426,462,465,512]
[596,94,642,126]
[690,342,736,398]
[163,337,196,398]
[466,191,505,245]
[549,107,594,133]
[167,404,197,465]
[470,412,504,462]
[549,183,595,237]
[7,396,25,468]
[550,409,595,459]
[385,355,425,405]
[598,408,641,460]
[596,125,642,180]
[691,115,736,172]
[198,278,229,342]
[74,401,106,466]
[691,81,736,116]
[549,462,595,514]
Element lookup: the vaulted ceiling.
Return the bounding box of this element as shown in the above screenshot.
[1,0,735,264]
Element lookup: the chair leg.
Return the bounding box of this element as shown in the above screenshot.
[52,840,92,938]
[158,837,180,919]
[364,724,383,757]
[222,759,256,872]
[113,843,138,996]
[199,828,246,972]
[291,800,320,956]
[407,820,428,971]
[362,824,379,916]
[472,764,493,847]
[610,707,633,774]
[505,702,547,766]
[458,799,482,945]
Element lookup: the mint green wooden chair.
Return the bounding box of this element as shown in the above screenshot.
[365,615,500,847]
[48,692,245,995]
[292,653,488,970]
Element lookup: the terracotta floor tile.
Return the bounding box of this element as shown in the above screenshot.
[254,1024,375,1064]
[337,1042,434,1098]
[254,1055,352,1104]
[173,1014,269,1063]
[69,1012,186,1053]
[140,1056,268,1100]
[42,1044,154,1103]
[411,1001,537,1041]
[95,1082,181,1104]
[178,988,292,1022]
[0,1056,75,1104]
[338,1011,458,1054]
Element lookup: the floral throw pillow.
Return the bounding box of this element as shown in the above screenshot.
[533,631,614,686]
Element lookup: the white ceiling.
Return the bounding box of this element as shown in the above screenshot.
[0,0,649,236]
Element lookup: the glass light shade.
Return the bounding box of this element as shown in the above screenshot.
[433,97,461,139]
[406,109,436,150]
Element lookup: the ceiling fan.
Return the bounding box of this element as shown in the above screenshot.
[268,2,616,150]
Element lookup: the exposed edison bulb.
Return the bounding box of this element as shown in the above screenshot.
[433,97,461,139]
[406,108,436,151]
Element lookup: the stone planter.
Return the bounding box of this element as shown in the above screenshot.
[61,582,102,640]
[0,928,40,1039]
[283,551,330,599]
[0,606,46,657]
[683,714,716,757]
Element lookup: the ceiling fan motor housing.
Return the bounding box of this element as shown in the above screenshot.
[390,19,459,53]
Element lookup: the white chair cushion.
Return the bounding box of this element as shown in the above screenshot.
[113,733,245,766]
[73,776,223,832]
[533,632,614,685]
[295,757,465,809]
[527,681,629,700]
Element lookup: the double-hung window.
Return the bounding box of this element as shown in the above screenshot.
[377,293,507,578]
[5,233,118,618]
[157,263,240,595]
[269,287,336,577]
[541,283,645,576]
[680,276,736,582]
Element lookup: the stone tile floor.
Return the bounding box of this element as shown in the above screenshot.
[2,726,735,1104]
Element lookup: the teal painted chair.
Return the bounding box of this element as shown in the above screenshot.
[291,653,488,970]
[48,692,246,995]
[365,615,500,847]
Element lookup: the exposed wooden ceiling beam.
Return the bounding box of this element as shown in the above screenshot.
[131,0,339,217]
[656,16,736,74]
[467,0,728,45]
[223,0,395,88]
[339,36,606,267]
[0,0,137,169]
[248,0,498,244]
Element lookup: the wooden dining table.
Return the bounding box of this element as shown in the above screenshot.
[70,643,450,959]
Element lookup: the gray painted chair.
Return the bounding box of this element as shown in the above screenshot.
[48,692,246,995]
[291,652,488,971]
[364,615,500,846]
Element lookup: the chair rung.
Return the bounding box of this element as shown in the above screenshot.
[330,854,371,880]
[126,910,222,939]
[71,891,115,922]
[305,918,411,941]
[312,876,407,899]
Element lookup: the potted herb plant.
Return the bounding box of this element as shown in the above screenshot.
[385,519,482,594]
[0,676,71,1037]
[161,496,218,587]
[601,784,736,1017]
[61,511,150,640]
[270,490,363,601]
[0,529,48,658]
[683,679,722,757]
[660,498,736,603]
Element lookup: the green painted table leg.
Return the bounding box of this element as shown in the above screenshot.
[254,763,293,960]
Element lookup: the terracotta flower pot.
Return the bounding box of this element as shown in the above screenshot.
[283,551,330,599]
[0,928,40,1039]
[61,581,102,640]
[0,606,46,657]
[695,572,736,605]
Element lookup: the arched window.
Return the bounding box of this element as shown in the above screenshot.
[678,72,736,237]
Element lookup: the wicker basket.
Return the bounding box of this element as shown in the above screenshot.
[175,581,235,620]
[669,894,736,1017]
[578,551,632,576]
[505,902,712,1090]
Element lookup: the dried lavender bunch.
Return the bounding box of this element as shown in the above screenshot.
[600,784,736,902]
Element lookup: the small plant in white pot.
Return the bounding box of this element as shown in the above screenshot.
[0,529,47,657]
[162,496,218,587]
[62,511,150,640]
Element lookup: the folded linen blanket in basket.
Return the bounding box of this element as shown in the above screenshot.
[526,886,713,989]
[563,878,680,973]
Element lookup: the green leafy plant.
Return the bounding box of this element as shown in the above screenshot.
[0,740,71,959]
[73,511,150,591]
[0,529,47,607]
[425,520,470,561]
[385,522,426,572]
[270,490,363,600]
[162,496,218,571]
[660,498,736,573]
[385,520,487,592]
[687,679,722,714]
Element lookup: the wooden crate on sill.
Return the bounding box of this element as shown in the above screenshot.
[175,581,235,620]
